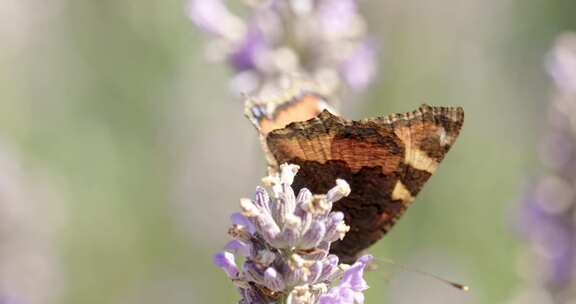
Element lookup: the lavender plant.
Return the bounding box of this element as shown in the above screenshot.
[516,33,576,303]
[214,164,372,304]
[187,0,376,97]
[189,1,378,303]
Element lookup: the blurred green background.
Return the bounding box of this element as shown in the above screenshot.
[1,0,576,303]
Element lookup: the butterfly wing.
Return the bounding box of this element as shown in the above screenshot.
[266,105,464,262]
[245,91,333,169]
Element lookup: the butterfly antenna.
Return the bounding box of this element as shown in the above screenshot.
[374,257,470,292]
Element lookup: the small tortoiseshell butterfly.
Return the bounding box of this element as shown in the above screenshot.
[245,87,464,263]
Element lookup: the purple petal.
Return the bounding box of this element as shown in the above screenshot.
[254,186,271,214]
[213,251,239,278]
[337,287,356,302]
[296,188,313,209]
[240,198,281,244]
[340,254,372,291]
[224,239,252,257]
[258,216,283,246]
[264,267,286,291]
[318,292,338,304]
[308,261,323,283]
[319,254,340,282]
[231,212,256,234]
[300,221,326,249]
[283,258,308,286]
[281,215,301,247]
[325,211,349,242]
[278,184,297,228]
[319,255,371,304]
[319,286,355,304]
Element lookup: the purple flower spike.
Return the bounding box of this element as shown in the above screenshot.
[514,32,576,302]
[189,0,378,96]
[214,163,374,303]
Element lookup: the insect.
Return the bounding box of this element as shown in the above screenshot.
[245,89,464,263]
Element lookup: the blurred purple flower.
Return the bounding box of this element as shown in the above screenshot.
[317,0,358,38]
[516,32,576,301]
[229,27,266,72]
[518,188,575,286]
[546,33,576,94]
[213,164,373,303]
[188,0,377,97]
[186,0,245,40]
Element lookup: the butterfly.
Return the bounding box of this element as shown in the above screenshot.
[245,89,464,263]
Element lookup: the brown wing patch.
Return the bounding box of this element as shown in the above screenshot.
[246,94,330,135]
[389,105,463,174]
[266,105,464,263]
[268,110,405,174]
[245,92,334,168]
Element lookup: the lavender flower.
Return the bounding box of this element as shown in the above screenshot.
[188,0,377,97]
[318,255,372,304]
[214,163,372,303]
[515,32,576,303]
[547,33,576,95]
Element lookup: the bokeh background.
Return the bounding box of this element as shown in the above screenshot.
[2,0,576,303]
